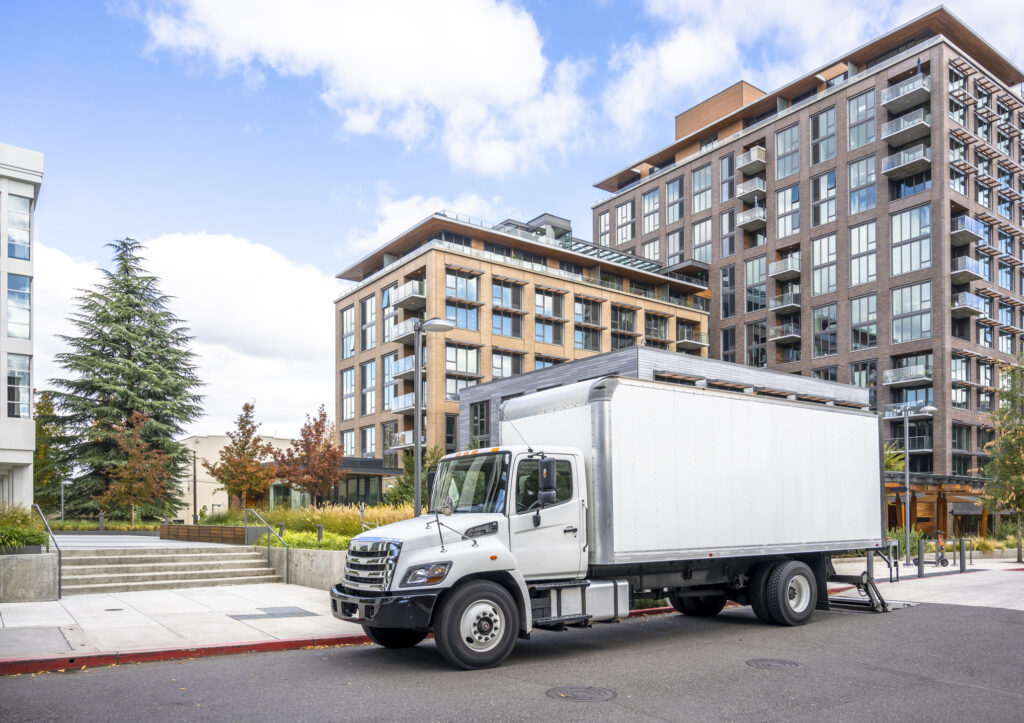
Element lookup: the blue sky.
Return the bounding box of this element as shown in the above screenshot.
[9,0,1024,436]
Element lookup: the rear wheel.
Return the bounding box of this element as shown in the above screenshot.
[668,592,727,617]
[765,560,817,626]
[434,580,519,670]
[362,626,428,649]
[747,563,775,624]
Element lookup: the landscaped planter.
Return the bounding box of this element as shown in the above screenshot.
[0,551,58,602]
[160,524,250,545]
[1,545,44,555]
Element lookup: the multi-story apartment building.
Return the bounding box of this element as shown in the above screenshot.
[592,7,1024,534]
[0,143,43,507]
[334,211,710,461]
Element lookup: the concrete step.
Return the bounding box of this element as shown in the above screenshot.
[61,559,271,576]
[63,567,278,585]
[60,546,258,558]
[61,574,283,596]
[62,552,266,567]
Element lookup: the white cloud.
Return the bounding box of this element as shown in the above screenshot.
[135,0,589,176]
[35,234,343,439]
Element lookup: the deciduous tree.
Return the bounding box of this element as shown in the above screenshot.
[384,446,444,506]
[271,406,346,507]
[99,412,173,528]
[33,392,71,513]
[203,402,278,511]
[982,357,1024,563]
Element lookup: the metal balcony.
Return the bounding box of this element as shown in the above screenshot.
[769,323,802,343]
[735,177,767,203]
[389,392,417,415]
[736,146,766,175]
[881,144,932,179]
[950,256,986,284]
[882,402,936,420]
[393,355,425,381]
[392,280,426,310]
[736,206,767,230]
[768,257,801,280]
[884,435,934,452]
[880,73,931,113]
[950,215,985,246]
[392,318,419,345]
[951,291,988,318]
[882,364,933,387]
[675,329,709,351]
[769,291,801,313]
[881,108,932,146]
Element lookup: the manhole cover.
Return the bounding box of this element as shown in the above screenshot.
[546,686,616,702]
[746,659,803,670]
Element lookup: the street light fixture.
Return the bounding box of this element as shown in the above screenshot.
[903,402,938,564]
[192,438,200,525]
[60,480,73,522]
[414,317,454,516]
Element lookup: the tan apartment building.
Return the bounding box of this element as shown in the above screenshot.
[334,212,710,462]
[591,7,1024,534]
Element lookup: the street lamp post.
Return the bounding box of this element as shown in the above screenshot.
[413,317,454,517]
[192,438,199,525]
[60,480,72,522]
[902,402,937,564]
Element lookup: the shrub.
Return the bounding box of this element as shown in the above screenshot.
[254,529,351,551]
[47,519,160,531]
[204,503,414,537]
[888,527,927,557]
[0,503,50,552]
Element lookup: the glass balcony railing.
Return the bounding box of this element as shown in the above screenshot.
[881,108,931,141]
[391,280,425,308]
[951,291,988,315]
[676,328,709,346]
[736,146,766,172]
[735,177,767,198]
[882,364,933,386]
[882,402,936,420]
[393,355,425,378]
[881,73,931,106]
[884,435,934,452]
[950,215,986,241]
[769,323,801,341]
[736,207,767,227]
[769,291,801,310]
[389,393,416,413]
[769,257,801,277]
[391,318,419,343]
[950,256,985,280]
[881,144,931,175]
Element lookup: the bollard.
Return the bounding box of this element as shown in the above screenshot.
[317,524,324,542]
[277,523,285,538]
[98,511,104,532]
[866,548,874,579]
[917,539,926,577]
[959,538,966,573]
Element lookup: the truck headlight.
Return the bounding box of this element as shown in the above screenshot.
[401,562,452,586]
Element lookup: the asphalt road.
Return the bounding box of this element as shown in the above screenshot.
[2,603,1022,722]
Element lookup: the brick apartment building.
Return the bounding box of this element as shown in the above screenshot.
[591,7,1024,533]
[334,212,710,465]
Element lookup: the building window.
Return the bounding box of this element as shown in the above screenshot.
[444,415,459,454]
[598,211,610,246]
[666,178,683,224]
[891,205,931,276]
[7,196,31,260]
[341,368,355,421]
[642,239,660,262]
[446,344,479,375]
[848,155,876,214]
[492,310,522,338]
[642,188,660,235]
[446,301,479,330]
[721,266,735,319]
[850,361,877,388]
[745,256,766,312]
[535,319,563,345]
[849,221,876,286]
[716,209,735,258]
[382,352,397,412]
[491,351,522,378]
[616,201,635,244]
[692,164,712,214]
[721,327,736,363]
[998,262,1014,291]
[381,283,398,343]
[951,355,969,383]
[976,178,991,208]
[360,296,376,351]
[976,114,990,142]
[812,367,838,382]
[850,294,877,350]
[999,331,1015,355]
[574,298,601,325]
[950,165,967,195]
[644,314,669,348]
[999,302,1013,326]
[340,306,355,359]
[446,269,478,301]
[978,322,992,348]
[382,421,399,467]
[360,360,376,416]
[340,430,355,458]
[6,274,31,339]
[890,169,931,200]
[949,97,966,126]
[952,386,969,410]
[811,107,836,164]
[692,218,712,263]
[720,154,735,201]
[667,230,683,265]
[492,280,522,310]
[6,354,30,418]
[812,234,837,296]
[777,185,800,238]
[446,376,476,401]
[811,170,836,226]
[574,326,600,351]
[745,322,767,367]
[891,282,931,343]
[611,305,635,334]
[470,401,489,445]
[848,90,875,150]
[535,356,561,370]
[360,426,376,457]
[535,290,562,318]
[812,304,838,357]
[776,124,799,179]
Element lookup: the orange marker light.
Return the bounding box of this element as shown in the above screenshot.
[490,555,498,560]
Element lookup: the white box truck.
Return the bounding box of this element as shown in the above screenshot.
[332,377,887,669]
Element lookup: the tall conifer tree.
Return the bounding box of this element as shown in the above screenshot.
[49,238,203,517]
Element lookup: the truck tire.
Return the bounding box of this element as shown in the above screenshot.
[668,592,727,617]
[433,580,519,670]
[764,560,817,626]
[362,625,428,649]
[747,563,775,624]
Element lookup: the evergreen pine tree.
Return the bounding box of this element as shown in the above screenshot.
[33,391,71,513]
[49,238,203,518]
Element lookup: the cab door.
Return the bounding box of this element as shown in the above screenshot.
[508,455,584,580]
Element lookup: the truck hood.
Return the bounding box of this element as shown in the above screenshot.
[352,513,505,554]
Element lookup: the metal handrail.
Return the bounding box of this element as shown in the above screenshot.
[245,508,289,584]
[33,504,61,599]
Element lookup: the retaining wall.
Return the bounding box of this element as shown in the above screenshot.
[0,552,58,602]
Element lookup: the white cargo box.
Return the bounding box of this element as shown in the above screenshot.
[499,377,883,566]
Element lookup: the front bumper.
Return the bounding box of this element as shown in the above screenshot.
[330,585,438,629]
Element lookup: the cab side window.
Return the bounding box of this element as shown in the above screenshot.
[514,459,573,513]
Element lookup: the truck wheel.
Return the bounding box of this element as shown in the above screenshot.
[362,625,428,649]
[434,580,519,670]
[668,592,727,617]
[748,563,775,624]
[765,561,817,626]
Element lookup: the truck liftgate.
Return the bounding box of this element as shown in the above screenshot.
[826,560,889,613]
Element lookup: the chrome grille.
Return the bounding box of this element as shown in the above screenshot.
[344,538,402,592]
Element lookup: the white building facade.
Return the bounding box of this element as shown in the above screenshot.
[0,143,42,508]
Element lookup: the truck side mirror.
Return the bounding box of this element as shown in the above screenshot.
[539,458,557,492]
[538,490,557,506]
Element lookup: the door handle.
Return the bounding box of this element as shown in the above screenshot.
[564,526,578,534]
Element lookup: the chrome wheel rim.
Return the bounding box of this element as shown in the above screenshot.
[459,599,504,652]
[787,574,812,613]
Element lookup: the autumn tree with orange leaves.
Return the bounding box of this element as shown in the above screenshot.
[99,412,173,528]
[203,402,279,511]
[272,405,347,507]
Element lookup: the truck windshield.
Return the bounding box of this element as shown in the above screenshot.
[429,453,509,514]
